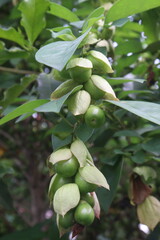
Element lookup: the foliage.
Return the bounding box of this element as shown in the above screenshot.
[0,0,160,240]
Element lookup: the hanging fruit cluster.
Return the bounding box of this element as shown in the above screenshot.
[48,47,119,237]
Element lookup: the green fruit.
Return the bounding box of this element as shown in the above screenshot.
[66,58,93,83]
[87,50,113,75]
[74,201,95,226]
[75,172,97,193]
[48,174,72,201]
[84,105,105,128]
[59,211,74,229]
[84,78,105,100]
[81,193,94,207]
[54,156,79,177]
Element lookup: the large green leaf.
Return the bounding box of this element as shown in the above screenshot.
[115,39,142,55]
[105,0,160,23]
[48,2,79,22]
[35,85,82,113]
[106,77,145,85]
[142,10,159,44]
[106,100,160,125]
[0,99,48,125]
[19,0,49,44]
[35,29,90,71]
[142,137,160,156]
[97,159,123,212]
[0,75,36,110]
[0,27,26,48]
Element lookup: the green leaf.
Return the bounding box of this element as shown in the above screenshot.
[106,77,145,85]
[35,28,90,71]
[67,90,91,116]
[49,148,72,165]
[142,10,159,44]
[97,159,123,212]
[53,183,80,216]
[0,47,28,65]
[48,2,79,22]
[0,27,26,48]
[106,100,160,125]
[50,28,76,41]
[35,85,82,113]
[118,90,153,99]
[0,99,48,125]
[75,123,94,142]
[82,7,105,32]
[142,137,160,156]
[79,166,110,189]
[50,80,78,99]
[115,39,142,55]
[0,75,36,110]
[52,134,72,151]
[105,0,160,23]
[70,139,88,167]
[131,151,147,164]
[114,130,141,137]
[19,0,49,44]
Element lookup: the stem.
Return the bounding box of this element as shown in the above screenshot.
[58,113,74,127]
[0,66,39,75]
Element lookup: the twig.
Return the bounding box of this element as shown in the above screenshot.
[0,66,39,75]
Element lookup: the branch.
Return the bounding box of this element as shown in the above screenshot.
[0,66,39,75]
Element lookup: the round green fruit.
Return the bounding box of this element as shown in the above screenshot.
[75,172,97,193]
[66,58,93,83]
[54,156,79,177]
[48,174,72,201]
[74,201,95,226]
[81,193,94,207]
[84,105,105,128]
[59,211,74,229]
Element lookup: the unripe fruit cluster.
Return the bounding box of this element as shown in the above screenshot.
[49,49,114,236]
[48,148,97,230]
[53,50,118,128]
